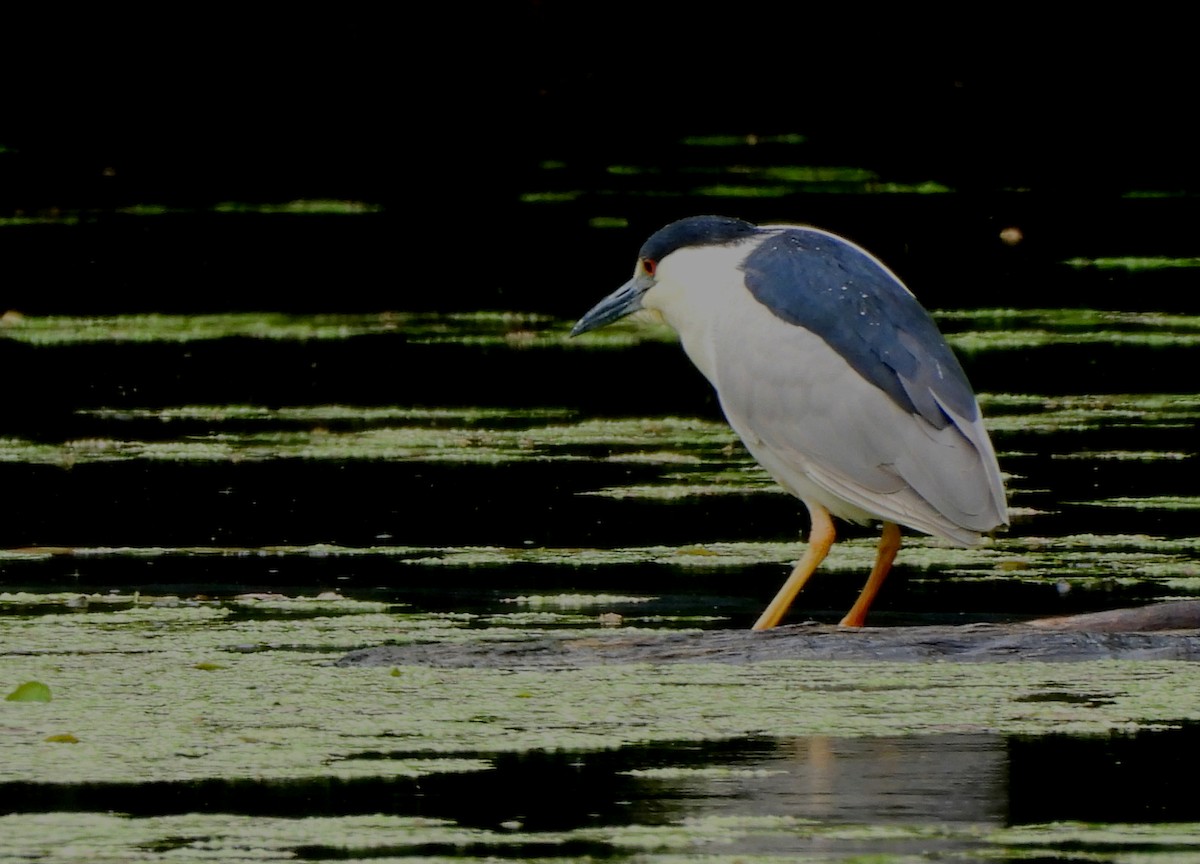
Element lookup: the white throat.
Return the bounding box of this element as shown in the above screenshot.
[639,238,763,386]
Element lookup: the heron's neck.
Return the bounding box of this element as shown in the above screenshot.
[641,243,755,386]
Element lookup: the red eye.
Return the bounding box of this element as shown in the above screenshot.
[642,258,657,276]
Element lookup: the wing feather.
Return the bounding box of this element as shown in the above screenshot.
[708,288,1007,544]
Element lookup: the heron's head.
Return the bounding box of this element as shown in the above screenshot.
[570,216,760,337]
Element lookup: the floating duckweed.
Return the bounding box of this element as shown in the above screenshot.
[580,483,778,500]
[686,165,951,196]
[1,535,1195,591]
[1082,496,1200,511]
[681,134,758,146]
[5,681,52,702]
[81,404,578,425]
[5,308,1200,355]
[519,190,583,204]
[501,594,653,608]
[606,165,659,176]
[210,199,382,215]
[484,611,600,626]
[937,308,1200,353]
[756,165,878,184]
[0,311,558,346]
[0,809,1192,863]
[588,216,629,228]
[937,308,1200,330]
[1063,256,1200,270]
[0,411,741,467]
[682,133,807,146]
[951,329,1200,352]
[621,765,789,779]
[1051,450,1190,461]
[229,594,394,615]
[979,393,1200,433]
[694,184,794,198]
[0,591,146,608]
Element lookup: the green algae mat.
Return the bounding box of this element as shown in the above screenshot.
[3,307,1200,861]
[3,590,1200,861]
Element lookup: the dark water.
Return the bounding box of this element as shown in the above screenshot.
[1,735,1000,824]
[3,729,1198,859]
[4,59,1200,861]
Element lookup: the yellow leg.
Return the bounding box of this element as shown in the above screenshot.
[838,521,901,628]
[752,503,835,630]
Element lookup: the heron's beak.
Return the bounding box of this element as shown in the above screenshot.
[570,274,651,336]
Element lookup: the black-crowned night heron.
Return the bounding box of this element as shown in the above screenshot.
[571,215,1008,629]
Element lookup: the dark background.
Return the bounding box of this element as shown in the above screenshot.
[2,7,1196,315]
[0,8,1197,637]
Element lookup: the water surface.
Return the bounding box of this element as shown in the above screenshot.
[2,141,1199,861]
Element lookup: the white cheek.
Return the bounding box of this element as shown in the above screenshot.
[641,245,754,387]
[644,249,747,325]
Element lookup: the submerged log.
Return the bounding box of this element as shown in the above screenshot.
[1026,600,1200,632]
[336,601,1200,669]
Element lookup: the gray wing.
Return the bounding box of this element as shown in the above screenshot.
[743,226,977,427]
[716,229,1007,541]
